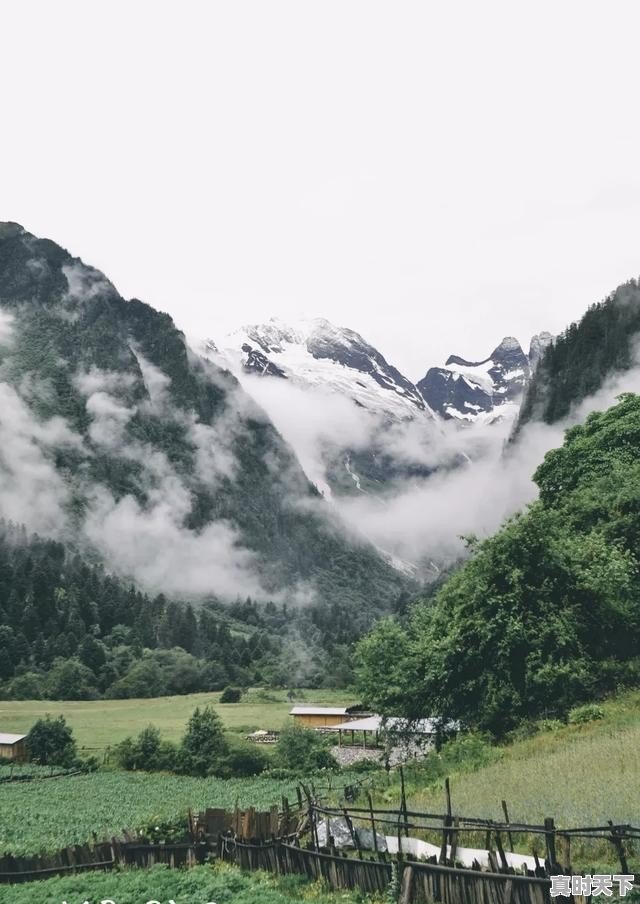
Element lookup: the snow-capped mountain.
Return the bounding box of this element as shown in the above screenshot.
[195,318,439,497]
[417,333,553,423]
[200,317,428,420]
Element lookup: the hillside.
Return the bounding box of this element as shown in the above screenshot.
[376,689,640,839]
[517,278,640,430]
[0,223,408,631]
[357,393,640,735]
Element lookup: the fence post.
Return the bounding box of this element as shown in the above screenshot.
[445,777,453,846]
[544,817,557,872]
[608,821,630,876]
[367,792,380,860]
[399,766,409,837]
[343,807,363,860]
[501,800,514,853]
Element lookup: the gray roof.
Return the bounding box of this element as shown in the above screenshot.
[0,733,27,745]
[289,706,348,716]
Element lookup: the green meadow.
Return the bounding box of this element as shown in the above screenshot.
[0,688,355,753]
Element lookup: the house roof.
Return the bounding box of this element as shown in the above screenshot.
[0,733,27,745]
[289,706,349,716]
[334,716,441,734]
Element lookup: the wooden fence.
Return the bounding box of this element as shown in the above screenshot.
[219,836,568,903]
[0,838,209,884]
[1,785,638,903]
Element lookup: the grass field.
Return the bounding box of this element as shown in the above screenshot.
[5,862,384,904]
[389,691,640,828]
[0,688,355,753]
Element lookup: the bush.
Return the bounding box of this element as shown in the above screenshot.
[348,757,382,773]
[4,672,43,699]
[274,725,338,773]
[220,686,243,703]
[26,715,77,766]
[215,740,269,778]
[46,658,97,700]
[115,725,179,772]
[568,703,605,724]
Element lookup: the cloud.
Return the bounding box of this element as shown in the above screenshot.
[334,352,640,572]
[82,479,266,599]
[62,261,116,302]
[0,383,81,535]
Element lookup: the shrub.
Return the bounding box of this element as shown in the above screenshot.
[220,686,243,703]
[274,725,338,773]
[4,672,43,699]
[215,740,269,778]
[26,715,77,766]
[568,703,605,724]
[115,725,179,772]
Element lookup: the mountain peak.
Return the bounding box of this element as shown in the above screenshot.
[418,334,539,423]
[204,316,426,417]
[493,336,523,354]
[0,222,25,239]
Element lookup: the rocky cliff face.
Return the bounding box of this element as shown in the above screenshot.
[417,333,552,424]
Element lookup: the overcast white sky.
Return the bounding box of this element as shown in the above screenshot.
[3,1,640,378]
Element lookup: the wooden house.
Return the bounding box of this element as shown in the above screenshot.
[0,732,27,762]
[289,706,349,728]
[289,705,377,730]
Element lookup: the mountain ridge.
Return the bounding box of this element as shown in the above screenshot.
[0,223,408,626]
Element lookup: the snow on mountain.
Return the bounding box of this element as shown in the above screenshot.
[417,334,552,424]
[194,318,441,499]
[199,317,431,422]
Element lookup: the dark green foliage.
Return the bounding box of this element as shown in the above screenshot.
[219,685,243,703]
[26,715,76,766]
[0,521,316,697]
[273,724,338,772]
[357,395,640,736]
[115,725,179,771]
[568,703,605,724]
[517,279,640,429]
[177,705,229,777]
[215,738,269,777]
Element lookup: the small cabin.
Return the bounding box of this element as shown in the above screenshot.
[289,706,349,728]
[0,733,27,762]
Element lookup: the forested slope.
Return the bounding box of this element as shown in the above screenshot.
[357,394,640,735]
[517,278,640,429]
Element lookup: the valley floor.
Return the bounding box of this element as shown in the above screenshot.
[0,688,355,755]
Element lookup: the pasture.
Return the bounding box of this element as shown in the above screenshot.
[0,688,354,754]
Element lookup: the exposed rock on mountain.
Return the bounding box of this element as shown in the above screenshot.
[417,334,551,424]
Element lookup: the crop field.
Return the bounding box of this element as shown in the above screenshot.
[5,862,384,904]
[0,762,74,779]
[0,770,305,856]
[0,688,354,754]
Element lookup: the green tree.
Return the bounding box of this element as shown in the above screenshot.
[178,706,228,777]
[357,394,640,737]
[26,715,77,766]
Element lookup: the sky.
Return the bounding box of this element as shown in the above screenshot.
[3,1,640,379]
